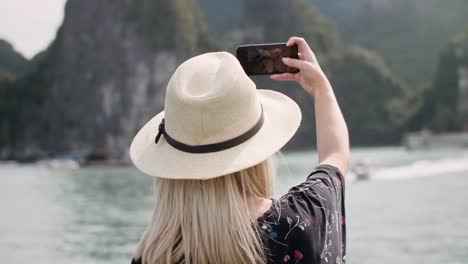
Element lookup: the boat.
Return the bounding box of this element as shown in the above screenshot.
[403,131,468,150]
[352,160,371,181]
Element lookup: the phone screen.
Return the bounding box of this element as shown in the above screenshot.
[236,43,299,75]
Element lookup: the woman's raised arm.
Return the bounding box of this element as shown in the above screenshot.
[271,37,349,175]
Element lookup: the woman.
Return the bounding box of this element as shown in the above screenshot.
[130,37,349,264]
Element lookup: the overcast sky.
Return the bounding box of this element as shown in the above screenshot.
[0,0,66,59]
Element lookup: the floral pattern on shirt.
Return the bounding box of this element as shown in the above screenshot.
[256,165,346,264]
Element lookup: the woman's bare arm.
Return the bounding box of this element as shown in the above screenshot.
[271,37,349,175]
[313,82,349,175]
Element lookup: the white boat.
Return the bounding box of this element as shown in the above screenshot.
[403,131,468,150]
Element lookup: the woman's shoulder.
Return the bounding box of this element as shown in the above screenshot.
[260,164,345,222]
[256,164,346,263]
[284,164,345,207]
[293,164,345,192]
[256,197,323,262]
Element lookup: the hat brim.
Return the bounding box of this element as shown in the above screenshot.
[129,89,302,179]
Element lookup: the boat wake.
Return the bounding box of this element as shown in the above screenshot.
[359,154,468,181]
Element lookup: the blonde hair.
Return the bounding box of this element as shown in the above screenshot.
[135,156,276,264]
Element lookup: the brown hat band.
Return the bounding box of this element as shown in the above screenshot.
[155,106,264,154]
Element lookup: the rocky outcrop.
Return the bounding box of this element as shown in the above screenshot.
[417,28,468,132]
[16,0,215,158]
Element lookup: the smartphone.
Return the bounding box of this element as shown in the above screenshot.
[236,43,299,75]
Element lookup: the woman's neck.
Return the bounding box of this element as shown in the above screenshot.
[247,196,273,219]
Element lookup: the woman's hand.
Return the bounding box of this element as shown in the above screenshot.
[271,37,330,97]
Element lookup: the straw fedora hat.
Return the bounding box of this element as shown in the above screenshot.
[129,52,301,179]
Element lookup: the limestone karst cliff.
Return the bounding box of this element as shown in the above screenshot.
[15,0,215,158]
[4,0,419,159]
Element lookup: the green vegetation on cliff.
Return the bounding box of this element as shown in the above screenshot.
[0,70,17,154]
[196,0,240,36]
[131,0,217,54]
[325,48,413,144]
[242,0,339,55]
[0,39,30,76]
[310,0,468,85]
[412,27,468,131]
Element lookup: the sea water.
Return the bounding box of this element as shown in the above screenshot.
[1,147,467,264]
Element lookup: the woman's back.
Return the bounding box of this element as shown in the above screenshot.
[129,37,349,264]
[131,164,346,264]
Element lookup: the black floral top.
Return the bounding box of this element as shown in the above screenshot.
[131,164,346,264]
[257,164,346,264]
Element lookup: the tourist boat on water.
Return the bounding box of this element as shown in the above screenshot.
[403,131,468,150]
